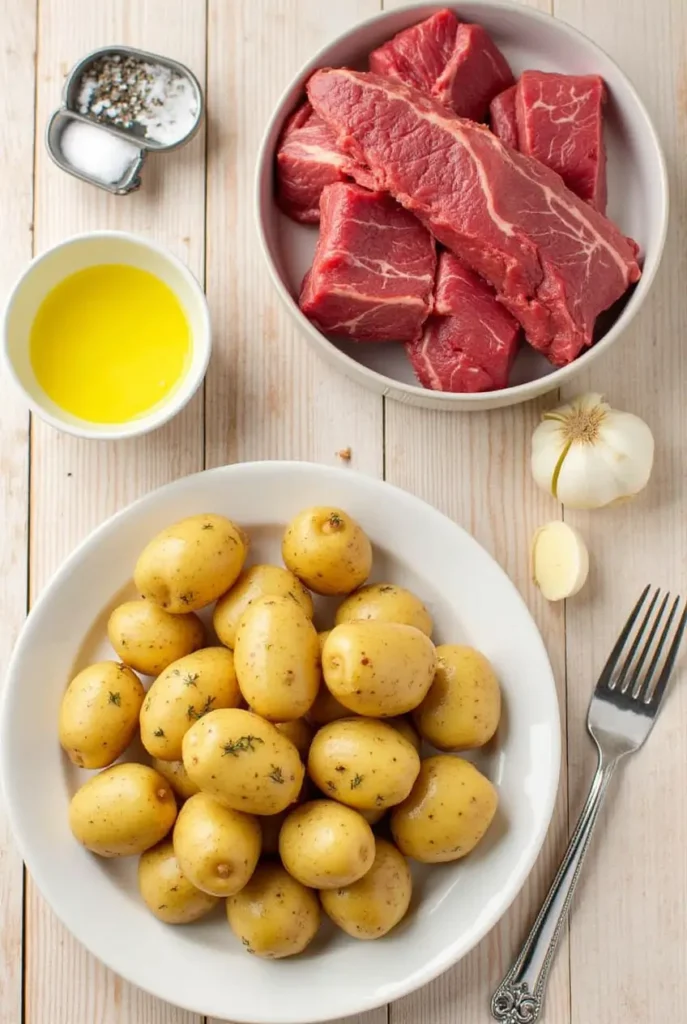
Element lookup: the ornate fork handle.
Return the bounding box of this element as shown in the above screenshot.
[491,754,617,1023]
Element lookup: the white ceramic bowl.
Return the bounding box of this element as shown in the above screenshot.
[3,231,210,439]
[1,462,560,1023]
[256,1,668,411]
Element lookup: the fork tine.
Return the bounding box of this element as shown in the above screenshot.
[597,585,651,691]
[640,598,687,707]
[626,592,671,696]
[614,588,662,692]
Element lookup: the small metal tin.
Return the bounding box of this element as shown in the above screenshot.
[62,44,204,152]
[46,109,145,195]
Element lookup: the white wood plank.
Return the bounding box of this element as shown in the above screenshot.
[379,2,571,1022]
[203,0,383,478]
[554,1,687,1021]
[0,2,36,1022]
[204,3,385,1021]
[26,2,206,1021]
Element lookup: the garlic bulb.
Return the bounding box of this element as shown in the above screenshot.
[531,393,654,509]
[531,522,589,601]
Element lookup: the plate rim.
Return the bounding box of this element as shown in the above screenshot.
[0,461,561,1022]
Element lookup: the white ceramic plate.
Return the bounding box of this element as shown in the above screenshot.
[1,462,560,1022]
[256,1,668,411]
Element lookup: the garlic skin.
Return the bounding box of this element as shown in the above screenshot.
[531,522,589,601]
[531,393,654,510]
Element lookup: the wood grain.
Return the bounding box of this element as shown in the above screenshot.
[555,2,687,1022]
[0,2,36,1022]
[25,1,206,1022]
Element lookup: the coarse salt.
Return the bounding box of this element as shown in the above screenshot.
[59,119,140,186]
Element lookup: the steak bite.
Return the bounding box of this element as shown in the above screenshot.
[299,183,436,343]
[515,70,607,212]
[407,252,520,393]
[307,68,639,366]
[369,8,514,121]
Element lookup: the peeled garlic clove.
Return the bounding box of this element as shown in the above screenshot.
[531,522,589,602]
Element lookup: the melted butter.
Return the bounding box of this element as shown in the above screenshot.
[30,264,191,424]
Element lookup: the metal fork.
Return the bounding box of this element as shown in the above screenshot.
[491,586,687,1024]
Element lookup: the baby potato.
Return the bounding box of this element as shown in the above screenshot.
[414,645,501,750]
[107,599,205,676]
[173,792,261,897]
[322,622,437,717]
[391,756,498,863]
[69,763,177,857]
[59,661,144,769]
[234,596,320,721]
[227,862,320,959]
[274,718,315,760]
[359,806,387,826]
[151,758,200,801]
[279,799,375,889]
[308,681,353,727]
[138,840,219,924]
[182,708,304,815]
[317,630,331,655]
[282,507,372,596]
[134,513,248,613]
[307,718,420,811]
[214,565,314,649]
[320,838,411,940]
[140,647,241,761]
[386,716,421,753]
[335,583,432,636]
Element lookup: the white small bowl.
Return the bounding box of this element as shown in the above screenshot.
[256,1,669,411]
[3,231,210,439]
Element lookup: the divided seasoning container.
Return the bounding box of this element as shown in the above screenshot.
[46,45,204,194]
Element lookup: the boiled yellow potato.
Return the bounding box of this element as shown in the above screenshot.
[322,622,437,717]
[282,507,372,596]
[274,718,314,760]
[182,708,304,815]
[391,756,497,863]
[279,799,375,889]
[151,758,200,801]
[386,716,421,753]
[138,839,219,924]
[140,647,241,761]
[173,792,261,897]
[58,661,144,769]
[358,806,387,826]
[227,862,320,959]
[234,596,320,721]
[307,718,420,811]
[320,838,411,939]
[107,599,205,676]
[134,513,248,613]
[335,583,432,636]
[69,763,177,857]
[414,645,501,750]
[213,564,314,649]
[308,681,353,727]
[317,630,331,654]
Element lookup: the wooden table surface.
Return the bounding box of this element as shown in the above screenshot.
[1,1,685,1021]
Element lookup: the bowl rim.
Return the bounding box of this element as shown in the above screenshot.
[0,460,561,1022]
[254,0,669,409]
[2,229,211,440]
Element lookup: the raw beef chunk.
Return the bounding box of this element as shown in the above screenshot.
[407,252,520,392]
[276,103,350,223]
[307,68,639,366]
[516,71,607,212]
[369,9,513,121]
[489,84,518,148]
[299,183,436,343]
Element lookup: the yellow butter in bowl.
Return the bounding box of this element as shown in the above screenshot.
[30,264,190,424]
